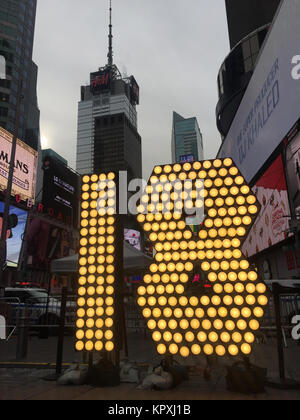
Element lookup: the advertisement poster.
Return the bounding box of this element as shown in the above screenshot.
[243,155,291,257]
[0,202,28,266]
[42,155,79,227]
[0,127,38,202]
[27,218,73,268]
[285,131,300,216]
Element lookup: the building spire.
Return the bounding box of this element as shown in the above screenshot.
[107,0,113,67]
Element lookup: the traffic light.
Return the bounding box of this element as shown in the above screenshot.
[136,159,268,357]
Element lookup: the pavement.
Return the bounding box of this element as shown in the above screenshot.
[0,332,300,400]
[0,364,300,401]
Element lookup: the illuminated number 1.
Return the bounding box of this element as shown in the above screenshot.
[76,172,118,353]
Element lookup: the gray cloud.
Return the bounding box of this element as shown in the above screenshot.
[33,0,229,180]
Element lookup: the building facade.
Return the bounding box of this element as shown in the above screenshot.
[0,0,40,150]
[217,1,300,280]
[225,0,281,49]
[216,0,281,139]
[171,112,204,164]
[77,68,141,181]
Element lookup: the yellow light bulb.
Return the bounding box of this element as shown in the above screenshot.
[241,343,252,355]
[85,341,94,352]
[202,320,212,330]
[157,344,167,355]
[204,345,214,356]
[237,320,247,331]
[225,320,235,331]
[190,319,200,329]
[228,345,239,356]
[232,332,242,343]
[209,332,218,343]
[216,346,226,357]
[197,332,207,342]
[254,307,264,318]
[221,332,231,343]
[169,319,178,330]
[185,332,195,343]
[258,295,268,306]
[249,320,260,331]
[191,345,201,355]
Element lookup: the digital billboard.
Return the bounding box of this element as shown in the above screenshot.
[242,155,291,258]
[0,126,38,202]
[0,202,28,266]
[42,156,79,227]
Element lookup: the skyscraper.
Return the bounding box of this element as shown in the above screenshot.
[76,2,142,182]
[0,0,40,150]
[216,0,281,139]
[171,112,204,164]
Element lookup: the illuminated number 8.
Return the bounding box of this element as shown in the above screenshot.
[137,159,268,358]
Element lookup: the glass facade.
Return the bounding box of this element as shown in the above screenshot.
[216,25,270,138]
[0,0,39,150]
[171,112,204,164]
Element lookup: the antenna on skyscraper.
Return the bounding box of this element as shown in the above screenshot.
[107,0,113,67]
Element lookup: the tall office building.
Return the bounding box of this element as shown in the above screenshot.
[76,2,142,182]
[171,112,204,164]
[0,0,40,150]
[216,0,281,139]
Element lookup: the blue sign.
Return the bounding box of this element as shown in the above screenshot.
[180,155,195,164]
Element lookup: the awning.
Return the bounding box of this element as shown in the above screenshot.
[51,241,152,274]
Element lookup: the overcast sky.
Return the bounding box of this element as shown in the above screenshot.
[33,0,229,180]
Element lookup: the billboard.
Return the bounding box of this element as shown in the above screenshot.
[90,69,110,95]
[42,156,79,227]
[242,155,291,258]
[0,127,38,202]
[124,229,141,251]
[27,217,73,269]
[285,131,300,216]
[130,76,140,105]
[218,0,300,183]
[0,202,28,266]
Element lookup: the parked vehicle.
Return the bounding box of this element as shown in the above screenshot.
[3,288,76,336]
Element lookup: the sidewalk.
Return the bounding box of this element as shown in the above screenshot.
[0,365,300,401]
[0,337,300,400]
